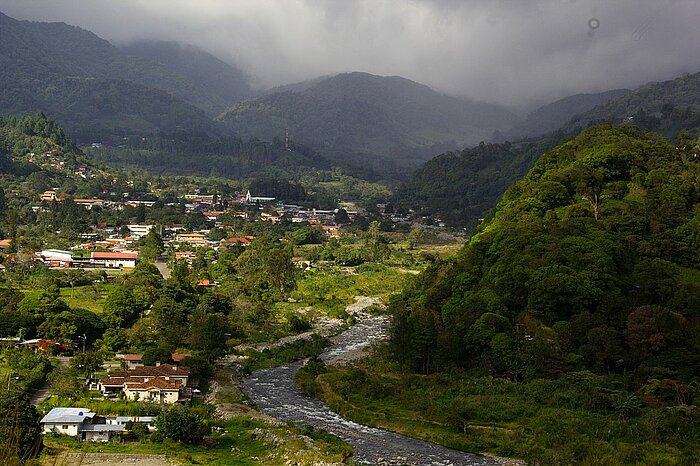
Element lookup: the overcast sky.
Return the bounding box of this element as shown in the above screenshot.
[2,0,699,110]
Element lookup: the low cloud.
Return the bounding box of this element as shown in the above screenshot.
[2,0,699,109]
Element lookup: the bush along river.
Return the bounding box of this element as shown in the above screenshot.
[243,311,501,466]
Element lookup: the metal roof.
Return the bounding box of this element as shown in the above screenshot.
[80,424,124,432]
[40,407,95,424]
[113,416,155,423]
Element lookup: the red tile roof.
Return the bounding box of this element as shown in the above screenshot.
[123,354,143,361]
[101,376,140,386]
[171,353,192,363]
[224,237,252,245]
[109,364,190,378]
[125,378,182,390]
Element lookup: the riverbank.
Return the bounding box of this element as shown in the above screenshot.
[313,358,700,465]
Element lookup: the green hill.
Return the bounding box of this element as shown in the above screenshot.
[392,124,700,382]
[218,72,519,170]
[0,113,116,201]
[0,12,229,142]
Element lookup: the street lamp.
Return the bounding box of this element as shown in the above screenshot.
[78,333,87,353]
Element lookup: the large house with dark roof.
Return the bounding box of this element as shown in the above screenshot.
[99,364,192,403]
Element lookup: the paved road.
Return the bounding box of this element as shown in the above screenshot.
[243,316,497,466]
[31,356,69,406]
[154,258,170,279]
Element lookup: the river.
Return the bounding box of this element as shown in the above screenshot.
[242,315,498,466]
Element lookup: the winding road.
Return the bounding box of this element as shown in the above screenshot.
[242,314,498,466]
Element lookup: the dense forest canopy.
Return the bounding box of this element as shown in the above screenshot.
[391,124,700,388]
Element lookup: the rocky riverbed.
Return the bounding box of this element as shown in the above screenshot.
[242,302,501,466]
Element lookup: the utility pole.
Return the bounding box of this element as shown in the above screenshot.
[7,373,19,390]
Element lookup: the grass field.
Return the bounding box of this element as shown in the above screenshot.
[59,284,114,314]
[290,263,413,317]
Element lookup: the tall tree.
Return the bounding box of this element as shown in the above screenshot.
[0,391,43,464]
[363,221,390,262]
[235,237,296,301]
[139,229,164,262]
[155,404,209,444]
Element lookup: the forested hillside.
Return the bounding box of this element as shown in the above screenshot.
[394,135,566,228]
[507,89,631,139]
[219,72,518,170]
[0,12,238,142]
[120,40,252,115]
[392,124,700,381]
[400,71,700,228]
[562,72,700,138]
[86,134,345,180]
[0,112,79,177]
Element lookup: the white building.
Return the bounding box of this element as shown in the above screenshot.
[36,249,74,268]
[41,408,97,438]
[40,408,153,442]
[91,251,138,268]
[127,224,155,239]
[106,416,156,432]
[245,190,276,203]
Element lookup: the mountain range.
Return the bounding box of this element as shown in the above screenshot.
[398,71,700,227]
[561,71,700,137]
[2,10,700,186]
[218,72,519,168]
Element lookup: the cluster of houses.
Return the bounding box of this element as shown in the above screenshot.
[41,408,155,442]
[36,354,197,443]
[25,150,97,181]
[5,186,423,274]
[35,185,361,224]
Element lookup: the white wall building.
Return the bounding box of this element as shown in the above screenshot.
[127,224,155,238]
